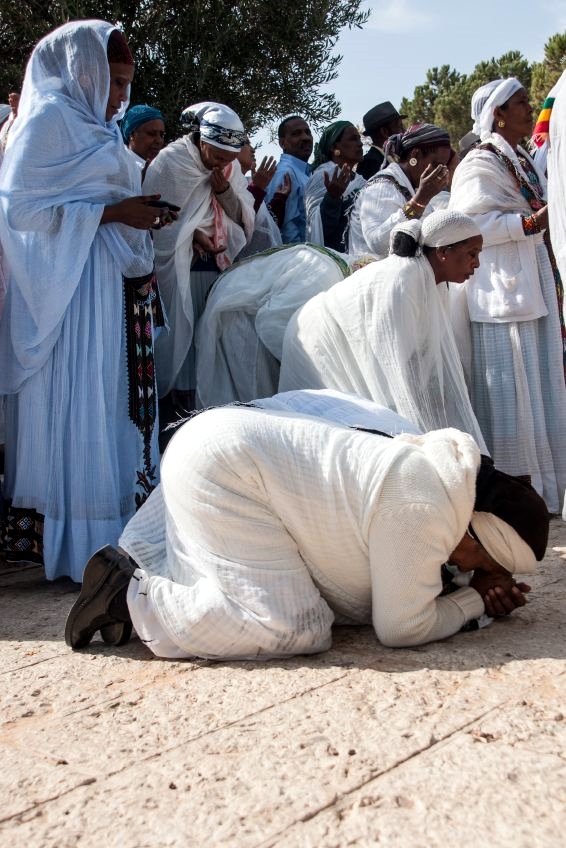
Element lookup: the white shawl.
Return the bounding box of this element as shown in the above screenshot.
[0,20,154,393]
[143,136,255,395]
[305,161,366,245]
[279,253,488,452]
[195,244,350,407]
[548,70,566,301]
[449,133,548,322]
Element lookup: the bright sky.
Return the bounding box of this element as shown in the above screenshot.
[252,0,566,157]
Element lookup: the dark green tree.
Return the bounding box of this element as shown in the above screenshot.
[0,1,369,135]
[400,50,533,146]
[530,32,566,111]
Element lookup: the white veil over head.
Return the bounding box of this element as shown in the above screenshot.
[0,19,152,393]
[472,77,524,140]
[280,251,488,453]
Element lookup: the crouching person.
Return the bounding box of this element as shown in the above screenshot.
[65,396,548,659]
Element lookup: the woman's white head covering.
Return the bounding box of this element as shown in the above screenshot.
[470,512,537,574]
[0,104,11,124]
[472,77,524,140]
[390,210,481,253]
[181,101,246,151]
[0,19,153,393]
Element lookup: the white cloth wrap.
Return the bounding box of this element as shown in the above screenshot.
[252,388,421,436]
[121,403,483,659]
[0,20,161,580]
[471,512,536,574]
[548,69,566,329]
[195,244,349,407]
[449,134,548,322]
[473,78,524,140]
[143,136,255,395]
[450,130,566,513]
[305,161,365,244]
[279,253,487,452]
[348,163,434,260]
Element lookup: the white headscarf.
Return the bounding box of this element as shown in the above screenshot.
[472,77,524,140]
[0,20,153,392]
[471,512,537,574]
[390,210,481,253]
[181,101,246,151]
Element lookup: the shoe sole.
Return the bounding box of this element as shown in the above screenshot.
[64,546,126,649]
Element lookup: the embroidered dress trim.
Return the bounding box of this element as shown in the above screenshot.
[124,279,158,509]
[2,502,45,563]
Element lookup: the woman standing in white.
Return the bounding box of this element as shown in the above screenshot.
[0,21,164,581]
[449,78,566,514]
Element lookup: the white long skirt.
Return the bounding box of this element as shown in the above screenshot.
[470,245,566,514]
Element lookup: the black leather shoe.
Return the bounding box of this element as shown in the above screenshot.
[65,545,137,650]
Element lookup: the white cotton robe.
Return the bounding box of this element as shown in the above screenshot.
[195,244,350,407]
[0,21,159,581]
[143,137,256,396]
[120,404,484,660]
[278,254,488,453]
[348,163,433,259]
[450,133,566,513]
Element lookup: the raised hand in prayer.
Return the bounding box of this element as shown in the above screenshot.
[323,163,353,200]
[251,156,277,191]
[413,163,450,207]
[210,167,230,195]
[192,228,226,262]
[100,195,164,229]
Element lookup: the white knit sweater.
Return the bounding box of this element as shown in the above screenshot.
[122,405,484,659]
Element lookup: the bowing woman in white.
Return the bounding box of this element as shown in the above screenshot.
[279,210,488,453]
[0,21,166,581]
[66,392,548,658]
[450,78,566,515]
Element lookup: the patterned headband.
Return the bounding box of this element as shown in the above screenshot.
[199,119,247,150]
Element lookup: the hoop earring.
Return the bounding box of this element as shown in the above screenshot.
[498,120,505,128]
[409,157,418,166]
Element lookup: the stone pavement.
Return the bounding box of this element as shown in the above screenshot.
[1,520,565,848]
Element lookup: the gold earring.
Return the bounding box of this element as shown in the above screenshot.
[498,120,505,128]
[409,156,418,166]
[333,149,341,157]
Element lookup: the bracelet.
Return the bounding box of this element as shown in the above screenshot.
[411,198,426,209]
[403,202,421,220]
[522,214,541,236]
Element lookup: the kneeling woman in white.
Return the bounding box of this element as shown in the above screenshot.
[66,395,548,659]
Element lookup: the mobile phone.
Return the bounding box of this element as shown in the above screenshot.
[147,200,181,211]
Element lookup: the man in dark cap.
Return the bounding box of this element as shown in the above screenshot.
[358,101,406,180]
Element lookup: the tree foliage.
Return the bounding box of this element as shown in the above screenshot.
[400,42,559,147]
[530,32,566,110]
[0,0,369,135]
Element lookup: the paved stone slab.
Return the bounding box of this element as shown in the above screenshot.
[0,519,564,846]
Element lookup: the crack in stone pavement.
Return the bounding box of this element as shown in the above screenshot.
[249,704,503,848]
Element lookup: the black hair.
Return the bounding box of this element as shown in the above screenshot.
[278,115,303,139]
[390,230,419,258]
[398,141,450,163]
